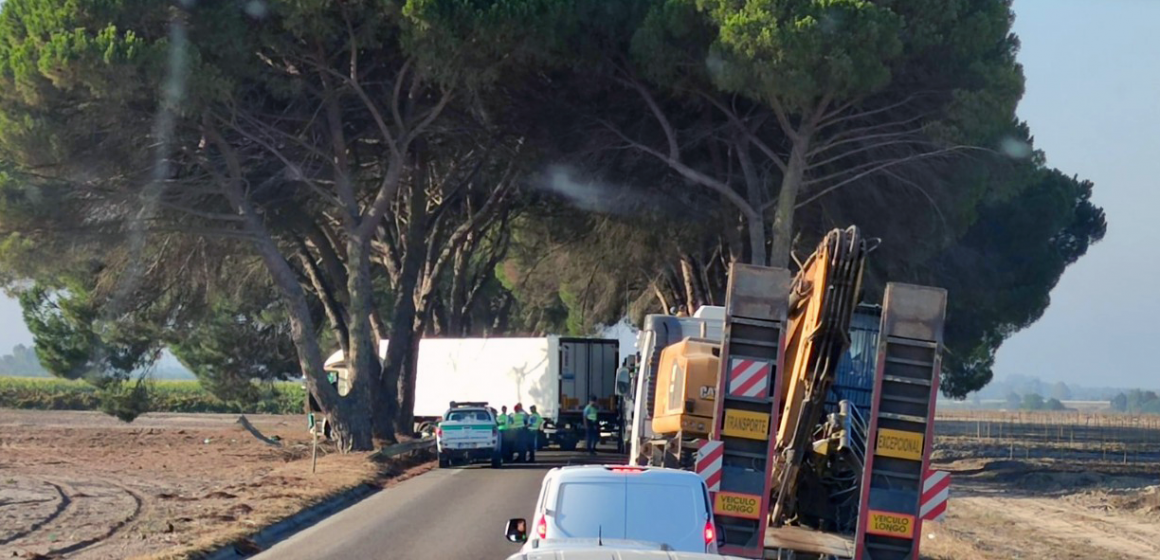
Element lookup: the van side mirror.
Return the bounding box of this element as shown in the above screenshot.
[505,518,528,543]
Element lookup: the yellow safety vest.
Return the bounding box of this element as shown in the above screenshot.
[584,404,598,422]
[529,413,543,430]
[496,413,510,431]
[512,412,528,428]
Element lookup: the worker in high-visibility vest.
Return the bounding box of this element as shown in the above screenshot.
[512,403,530,463]
[496,405,510,431]
[528,405,543,462]
[583,396,600,456]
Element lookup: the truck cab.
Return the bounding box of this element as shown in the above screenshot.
[626,306,724,465]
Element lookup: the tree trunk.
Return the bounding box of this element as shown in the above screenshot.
[380,169,428,441]
[251,225,371,451]
[295,239,349,358]
[205,117,373,451]
[344,237,389,443]
[769,139,810,268]
[447,239,469,335]
[652,282,671,314]
[490,292,513,334]
[736,137,769,267]
[679,253,701,312]
[370,307,388,349]
[746,212,768,267]
[395,309,426,434]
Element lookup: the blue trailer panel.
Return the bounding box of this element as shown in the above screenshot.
[826,305,881,415]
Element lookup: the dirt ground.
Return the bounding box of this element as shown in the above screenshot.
[921,438,1160,560]
[0,409,431,560]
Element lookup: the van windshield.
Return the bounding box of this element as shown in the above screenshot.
[625,482,702,548]
[555,482,627,539]
[554,479,705,550]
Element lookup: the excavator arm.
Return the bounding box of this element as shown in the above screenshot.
[771,226,871,527]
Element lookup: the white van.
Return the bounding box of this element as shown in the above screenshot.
[504,465,718,554]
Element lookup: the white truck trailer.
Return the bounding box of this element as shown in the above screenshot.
[322,336,621,451]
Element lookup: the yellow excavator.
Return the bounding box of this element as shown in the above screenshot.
[643,226,947,560]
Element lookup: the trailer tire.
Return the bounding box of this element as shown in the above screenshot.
[438,456,450,468]
[557,436,578,452]
[491,453,502,469]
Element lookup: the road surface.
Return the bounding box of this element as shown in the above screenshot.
[252,450,619,560]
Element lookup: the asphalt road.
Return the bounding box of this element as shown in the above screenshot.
[252,449,620,560]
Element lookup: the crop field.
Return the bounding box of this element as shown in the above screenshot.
[922,410,1160,560]
[935,410,1160,463]
[0,377,305,415]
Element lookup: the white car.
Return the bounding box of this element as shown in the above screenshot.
[437,401,501,468]
[503,540,746,560]
[504,465,718,553]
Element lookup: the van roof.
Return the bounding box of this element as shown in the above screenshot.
[552,465,705,484]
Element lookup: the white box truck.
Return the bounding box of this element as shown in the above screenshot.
[322,336,621,451]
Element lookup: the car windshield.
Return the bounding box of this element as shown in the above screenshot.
[445,410,490,422]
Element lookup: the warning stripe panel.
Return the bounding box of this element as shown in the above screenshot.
[920,470,950,521]
[923,500,947,522]
[922,470,950,495]
[695,441,724,493]
[727,358,770,398]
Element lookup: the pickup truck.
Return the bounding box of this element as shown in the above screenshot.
[436,401,502,468]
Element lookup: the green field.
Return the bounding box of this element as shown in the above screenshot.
[0,376,304,415]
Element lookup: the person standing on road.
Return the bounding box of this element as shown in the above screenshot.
[496,405,511,458]
[528,405,543,462]
[512,403,530,463]
[583,396,600,456]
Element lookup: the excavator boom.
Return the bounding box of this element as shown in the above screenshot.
[771,226,870,526]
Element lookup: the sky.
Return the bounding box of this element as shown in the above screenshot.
[992,0,1160,388]
[1,1,1157,390]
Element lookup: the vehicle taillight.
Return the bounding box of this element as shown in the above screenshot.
[436,426,442,438]
[608,466,645,473]
[704,520,715,545]
[536,516,547,539]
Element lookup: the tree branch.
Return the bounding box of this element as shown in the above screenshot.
[696,90,788,173]
[795,146,982,209]
[597,119,759,219]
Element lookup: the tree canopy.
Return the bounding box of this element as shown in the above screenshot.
[0,0,1106,443]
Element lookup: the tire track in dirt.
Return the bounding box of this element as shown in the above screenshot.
[0,477,143,558]
[45,480,144,557]
[0,480,69,546]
